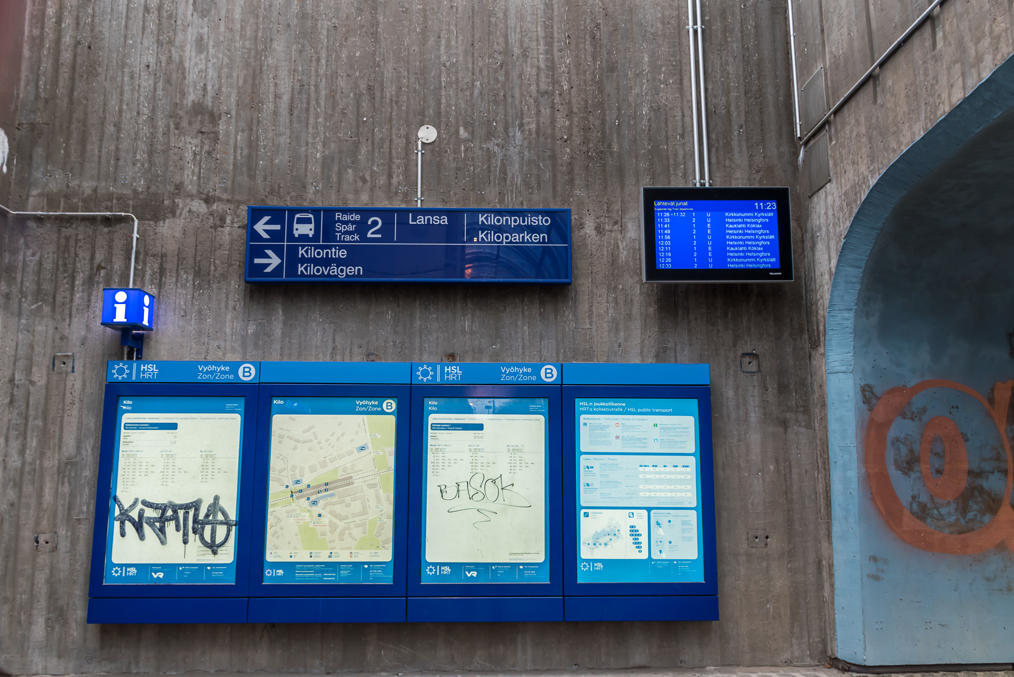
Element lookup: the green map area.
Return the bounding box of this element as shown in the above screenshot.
[266,414,395,562]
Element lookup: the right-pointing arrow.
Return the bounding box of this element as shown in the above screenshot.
[254,249,281,273]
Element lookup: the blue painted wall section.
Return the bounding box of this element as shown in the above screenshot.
[826,55,1014,665]
[88,360,716,624]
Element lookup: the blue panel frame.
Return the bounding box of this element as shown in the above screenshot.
[259,361,410,384]
[87,361,717,624]
[247,384,410,600]
[408,384,563,614]
[562,362,709,386]
[247,597,405,623]
[88,597,248,624]
[562,385,717,621]
[88,382,258,606]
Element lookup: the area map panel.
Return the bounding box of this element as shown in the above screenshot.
[575,398,704,584]
[421,398,550,584]
[654,199,779,270]
[263,397,397,584]
[104,396,244,585]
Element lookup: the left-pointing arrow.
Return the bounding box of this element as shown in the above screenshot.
[254,249,282,273]
[253,215,281,238]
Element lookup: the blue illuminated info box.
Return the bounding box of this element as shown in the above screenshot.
[101,288,156,331]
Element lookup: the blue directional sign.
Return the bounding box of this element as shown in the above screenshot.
[245,206,571,283]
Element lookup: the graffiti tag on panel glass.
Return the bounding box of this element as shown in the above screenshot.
[865,379,1014,554]
[113,494,237,555]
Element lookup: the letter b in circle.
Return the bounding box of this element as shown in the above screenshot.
[540,364,558,382]
[238,363,256,381]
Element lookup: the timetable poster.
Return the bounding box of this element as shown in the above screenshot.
[421,398,550,584]
[575,398,704,583]
[104,397,244,585]
[263,396,397,585]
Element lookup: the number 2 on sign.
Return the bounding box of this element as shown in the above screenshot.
[367,217,382,238]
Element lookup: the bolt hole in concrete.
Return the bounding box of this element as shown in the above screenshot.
[51,352,74,372]
[740,352,760,373]
[34,533,57,552]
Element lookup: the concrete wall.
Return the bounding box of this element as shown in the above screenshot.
[798,0,1014,401]
[0,1,829,674]
[793,0,1014,666]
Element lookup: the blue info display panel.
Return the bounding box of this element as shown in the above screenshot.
[88,379,258,624]
[419,397,551,585]
[562,364,717,622]
[245,207,571,284]
[261,396,398,585]
[408,363,563,622]
[90,361,715,624]
[575,398,703,584]
[247,378,410,624]
[103,396,245,586]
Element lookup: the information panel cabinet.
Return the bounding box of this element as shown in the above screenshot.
[562,363,718,621]
[88,361,261,623]
[407,362,563,621]
[89,360,716,624]
[247,362,411,623]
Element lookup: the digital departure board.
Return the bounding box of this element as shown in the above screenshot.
[641,186,792,282]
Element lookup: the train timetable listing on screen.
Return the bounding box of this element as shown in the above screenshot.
[642,186,792,282]
[575,398,704,584]
[421,397,550,584]
[654,199,778,270]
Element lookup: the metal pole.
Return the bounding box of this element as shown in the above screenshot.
[0,204,139,285]
[800,0,945,146]
[787,0,802,140]
[416,139,423,208]
[695,0,710,185]
[687,0,701,187]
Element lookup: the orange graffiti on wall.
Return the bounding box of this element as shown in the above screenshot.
[865,379,1014,554]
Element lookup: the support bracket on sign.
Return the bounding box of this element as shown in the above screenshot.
[120,329,145,360]
[416,125,438,208]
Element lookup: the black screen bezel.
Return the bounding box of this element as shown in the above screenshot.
[641,186,793,283]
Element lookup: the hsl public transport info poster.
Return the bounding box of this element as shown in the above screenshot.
[104,396,244,584]
[421,397,550,583]
[575,398,704,583]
